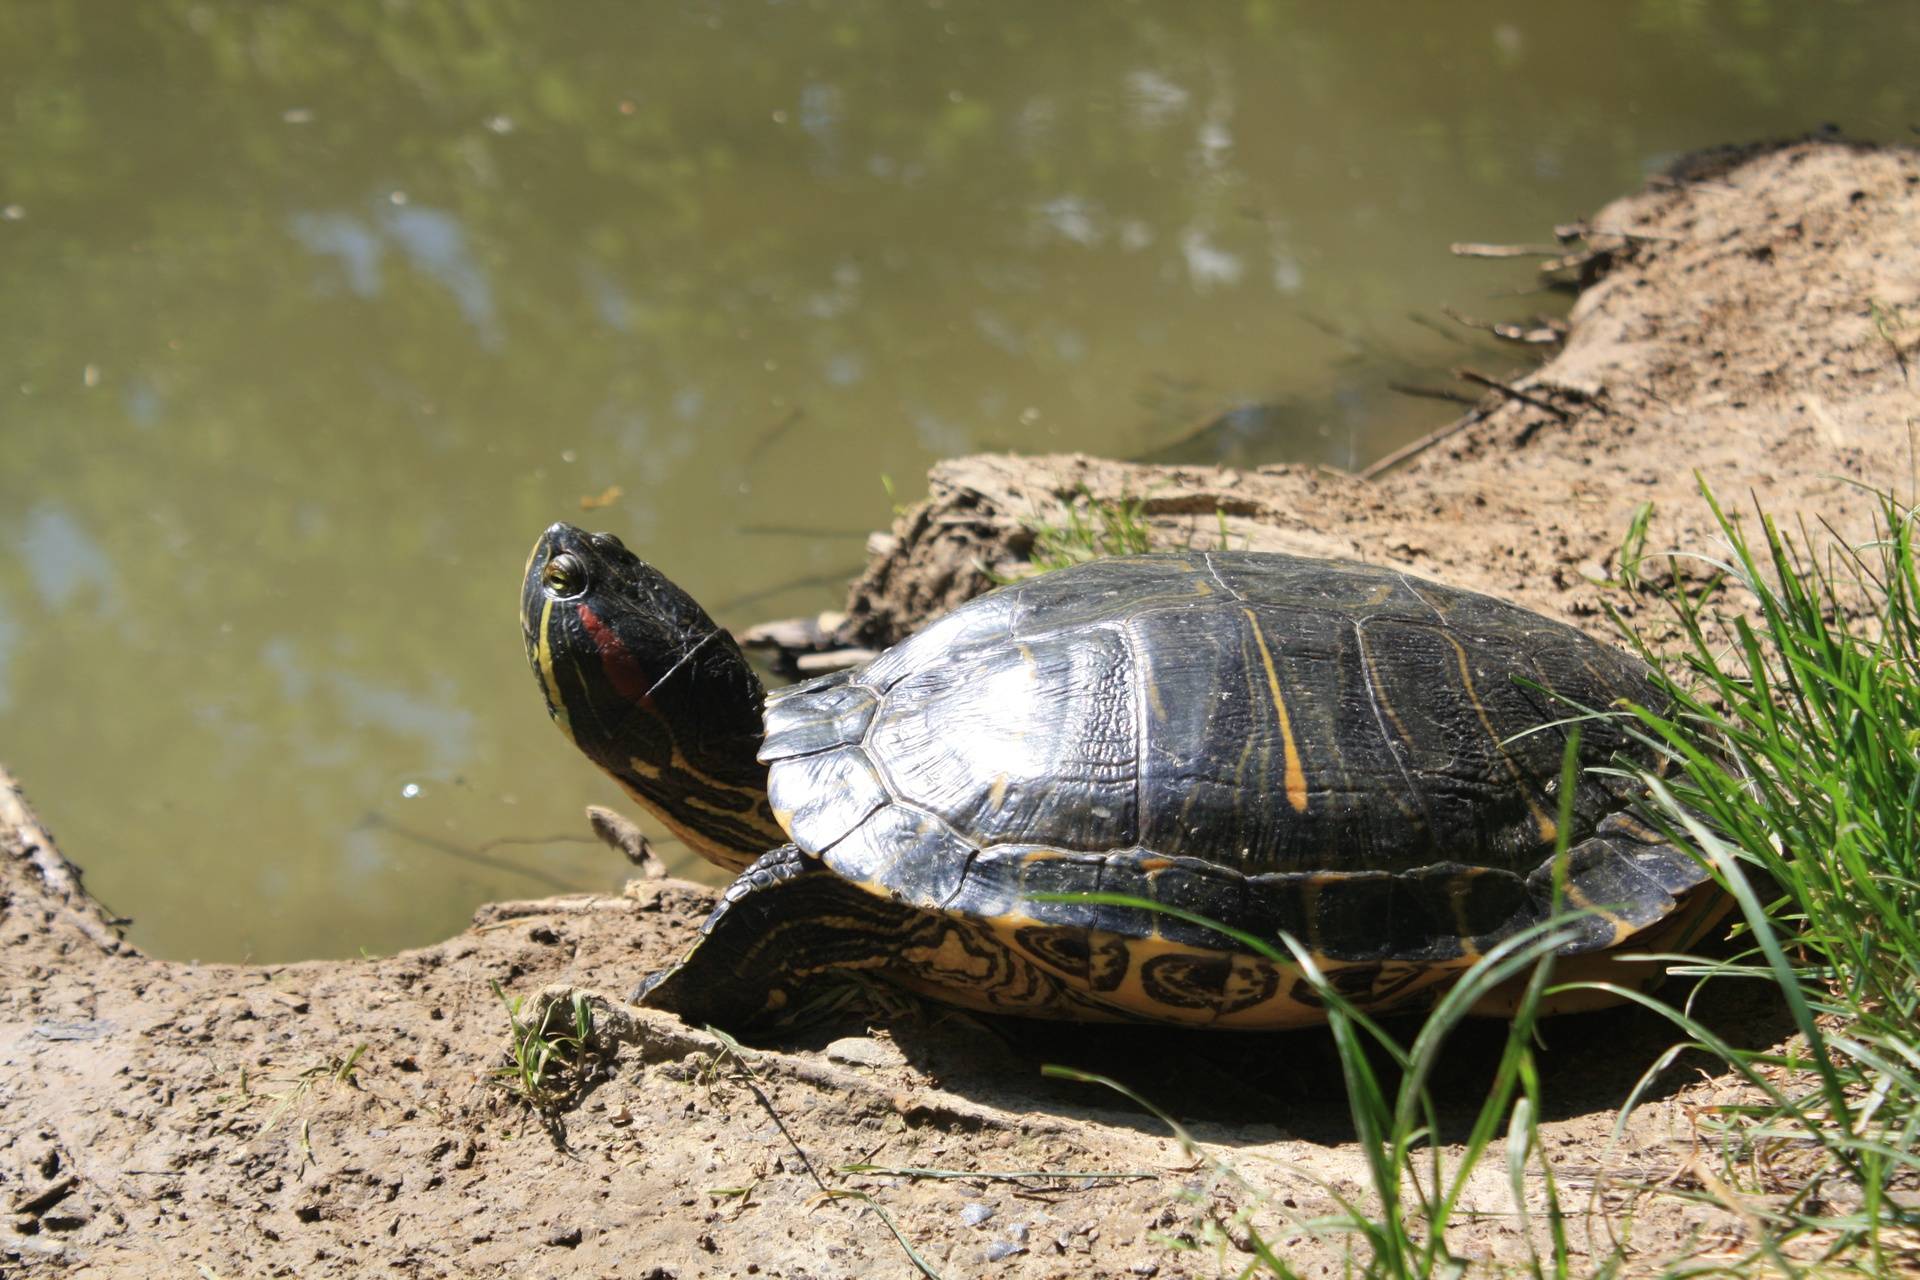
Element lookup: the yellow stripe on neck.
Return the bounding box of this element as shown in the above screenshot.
[623,751,783,873]
[535,595,573,740]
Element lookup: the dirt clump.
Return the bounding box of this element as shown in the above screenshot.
[5,138,1918,1278]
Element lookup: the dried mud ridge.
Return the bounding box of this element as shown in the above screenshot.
[6,138,1919,1278]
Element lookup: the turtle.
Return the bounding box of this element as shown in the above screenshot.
[521,522,1726,1031]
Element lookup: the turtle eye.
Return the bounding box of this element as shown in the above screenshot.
[542,553,589,599]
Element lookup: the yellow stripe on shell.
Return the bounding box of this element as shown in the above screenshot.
[1561,881,1634,945]
[1242,608,1309,813]
[1442,632,1559,845]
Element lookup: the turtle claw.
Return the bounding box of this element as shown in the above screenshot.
[628,967,673,1007]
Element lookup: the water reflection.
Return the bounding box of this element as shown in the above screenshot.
[289,212,384,298]
[19,505,118,611]
[289,202,501,346]
[328,671,476,774]
[378,205,501,347]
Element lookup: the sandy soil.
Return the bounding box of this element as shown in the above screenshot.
[5,138,1918,1279]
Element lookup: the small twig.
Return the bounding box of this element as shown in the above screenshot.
[1538,250,1604,282]
[1586,224,1685,243]
[841,1163,1158,1186]
[1455,368,1573,422]
[586,806,665,876]
[1358,408,1493,480]
[12,1175,79,1217]
[710,1029,949,1279]
[795,648,880,676]
[1450,241,1564,258]
[1440,307,1565,347]
[707,1028,830,1195]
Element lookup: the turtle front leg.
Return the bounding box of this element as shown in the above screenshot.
[635,844,924,1030]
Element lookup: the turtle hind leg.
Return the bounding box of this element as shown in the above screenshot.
[1471,816,1730,1017]
[636,844,924,1031]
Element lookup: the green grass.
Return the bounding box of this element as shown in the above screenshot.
[490,981,608,1115]
[1022,484,1158,574]
[1608,481,1920,1270]
[1009,483,1237,578]
[1042,482,1920,1276]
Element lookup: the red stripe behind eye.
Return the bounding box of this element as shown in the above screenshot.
[577,604,655,705]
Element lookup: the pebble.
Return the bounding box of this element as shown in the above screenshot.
[960,1202,995,1227]
[985,1239,1027,1262]
[823,1036,902,1069]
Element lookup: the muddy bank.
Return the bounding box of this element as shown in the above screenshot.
[4,139,1917,1278]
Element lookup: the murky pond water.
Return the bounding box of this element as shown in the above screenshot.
[3,2,1916,962]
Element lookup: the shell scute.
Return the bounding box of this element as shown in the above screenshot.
[862,626,1138,851]
[766,746,889,851]
[821,803,976,909]
[760,678,879,761]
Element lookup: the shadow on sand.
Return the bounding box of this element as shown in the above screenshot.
[771,965,1790,1150]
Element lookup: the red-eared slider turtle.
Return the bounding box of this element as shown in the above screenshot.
[522,524,1724,1030]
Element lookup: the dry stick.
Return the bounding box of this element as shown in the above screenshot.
[1489,323,1567,347]
[1364,369,1566,481]
[12,1175,80,1217]
[1449,241,1564,258]
[708,1028,946,1279]
[1441,307,1564,347]
[1358,406,1494,480]
[586,805,665,875]
[1455,368,1572,421]
[1586,224,1685,243]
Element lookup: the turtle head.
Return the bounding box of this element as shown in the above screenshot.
[522,523,784,873]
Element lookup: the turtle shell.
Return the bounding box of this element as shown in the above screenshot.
[758,551,1708,1020]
